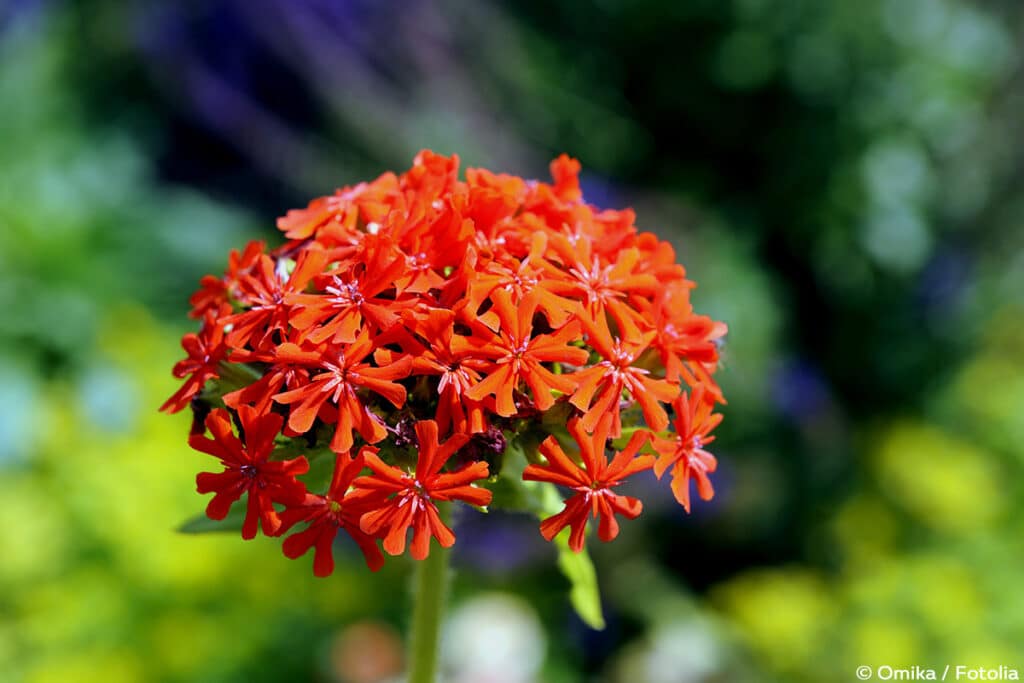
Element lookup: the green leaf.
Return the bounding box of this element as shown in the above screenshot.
[484,438,525,510]
[295,445,338,492]
[554,533,605,630]
[482,435,606,628]
[177,504,245,534]
[483,475,529,510]
[532,480,605,629]
[484,437,548,513]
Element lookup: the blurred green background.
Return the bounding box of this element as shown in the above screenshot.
[2,1,1023,681]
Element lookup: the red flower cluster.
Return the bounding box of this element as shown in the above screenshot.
[164,150,726,575]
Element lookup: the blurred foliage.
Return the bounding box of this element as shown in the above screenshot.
[0,17,252,350]
[708,303,1024,681]
[2,0,1024,681]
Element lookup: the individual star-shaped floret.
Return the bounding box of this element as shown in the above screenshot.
[348,420,492,559]
[279,450,385,575]
[649,385,722,512]
[523,415,653,552]
[190,406,309,539]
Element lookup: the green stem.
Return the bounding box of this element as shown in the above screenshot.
[408,504,451,683]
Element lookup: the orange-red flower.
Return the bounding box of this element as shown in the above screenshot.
[639,284,727,403]
[461,289,588,416]
[349,420,492,559]
[160,304,231,413]
[190,406,309,539]
[650,384,722,512]
[523,416,653,552]
[221,334,312,414]
[547,235,658,334]
[405,309,490,434]
[276,173,398,241]
[280,450,385,575]
[462,233,578,329]
[569,309,678,436]
[287,238,410,344]
[188,240,263,319]
[169,150,727,572]
[223,247,328,348]
[273,330,412,453]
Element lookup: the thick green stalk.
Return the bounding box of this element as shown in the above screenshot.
[407,504,451,683]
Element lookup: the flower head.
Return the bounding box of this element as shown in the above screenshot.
[167,150,726,574]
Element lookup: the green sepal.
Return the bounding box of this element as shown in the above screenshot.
[609,424,653,451]
[540,402,573,431]
[214,361,265,394]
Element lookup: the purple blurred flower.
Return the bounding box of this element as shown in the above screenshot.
[771,358,831,423]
